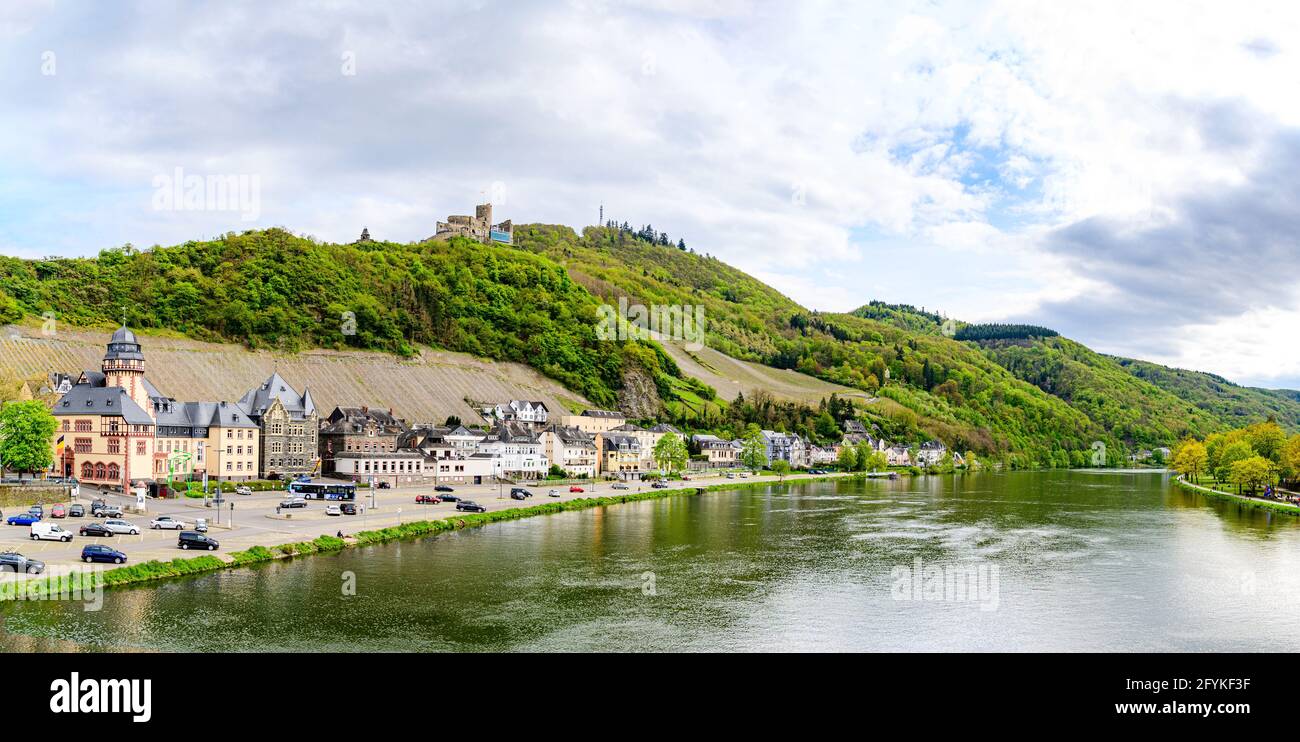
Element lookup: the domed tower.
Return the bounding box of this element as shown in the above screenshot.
[102,324,151,413]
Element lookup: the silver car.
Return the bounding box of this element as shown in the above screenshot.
[102,518,141,536]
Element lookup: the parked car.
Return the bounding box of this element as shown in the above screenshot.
[651,481,669,489]
[234,485,253,496]
[31,522,74,542]
[150,516,188,530]
[434,485,455,493]
[178,531,219,551]
[325,505,342,516]
[6,513,40,526]
[548,489,560,497]
[50,504,66,518]
[456,500,487,513]
[510,490,527,500]
[102,519,140,536]
[195,518,209,533]
[68,504,85,518]
[569,485,585,493]
[89,498,107,515]
[377,481,391,489]
[28,505,43,518]
[437,493,461,502]
[0,551,46,574]
[98,506,124,518]
[415,494,441,504]
[726,473,737,479]
[340,503,357,515]
[79,522,114,537]
[278,498,308,509]
[510,487,530,498]
[612,483,630,490]
[81,544,126,565]
[680,475,692,481]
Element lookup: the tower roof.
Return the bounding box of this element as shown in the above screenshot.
[104,325,144,362]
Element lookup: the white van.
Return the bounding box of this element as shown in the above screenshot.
[31,522,74,542]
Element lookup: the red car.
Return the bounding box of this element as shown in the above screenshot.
[569,485,584,493]
[50,504,66,519]
[415,495,441,504]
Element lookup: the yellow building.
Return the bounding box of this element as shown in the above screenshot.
[52,325,258,492]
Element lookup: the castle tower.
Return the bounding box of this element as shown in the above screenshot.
[475,202,493,237]
[102,324,151,413]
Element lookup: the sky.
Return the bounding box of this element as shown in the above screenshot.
[1,0,1297,389]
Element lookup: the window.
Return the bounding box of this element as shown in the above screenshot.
[81,462,92,479]
[107,463,119,480]
[107,439,120,454]
[74,438,92,453]
[94,463,106,480]
[226,462,232,471]
[136,441,146,455]
[75,419,92,432]
[61,420,70,432]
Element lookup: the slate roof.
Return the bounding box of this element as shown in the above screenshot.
[239,372,316,421]
[54,385,154,425]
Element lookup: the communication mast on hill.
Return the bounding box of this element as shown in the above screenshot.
[599,203,603,226]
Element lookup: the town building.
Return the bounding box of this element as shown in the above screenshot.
[490,399,549,427]
[761,430,808,469]
[598,433,644,478]
[692,434,740,468]
[886,445,912,467]
[51,325,257,492]
[809,444,840,465]
[916,440,948,467]
[238,372,318,479]
[559,409,627,435]
[319,406,409,475]
[330,450,428,487]
[398,424,486,461]
[476,422,549,479]
[539,424,598,478]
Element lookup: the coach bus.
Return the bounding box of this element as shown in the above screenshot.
[287,481,357,501]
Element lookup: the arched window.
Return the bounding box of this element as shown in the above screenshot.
[94,463,107,480]
[107,463,120,481]
[81,462,93,479]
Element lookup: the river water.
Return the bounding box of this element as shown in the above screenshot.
[3,470,1298,652]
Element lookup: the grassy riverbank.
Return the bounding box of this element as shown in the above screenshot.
[1174,476,1300,516]
[2,474,863,600]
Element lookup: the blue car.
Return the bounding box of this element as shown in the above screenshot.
[7,513,40,526]
[80,544,127,565]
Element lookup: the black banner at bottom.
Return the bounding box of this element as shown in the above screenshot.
[7,652,1285,730]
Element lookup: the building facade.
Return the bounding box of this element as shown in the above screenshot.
[539,425,598,478]
[238,372,318,479]
[319,406,409,474]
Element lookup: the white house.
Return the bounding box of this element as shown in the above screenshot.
[916,440,948,467]
[476,422,549,479]
[491,400,549,426]
[539,424,598,478]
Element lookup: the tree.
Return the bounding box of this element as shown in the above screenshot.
[653,433,688,474]
[771,459,791,481]
[444,415,462,427]
[1172,439,1208,483]
[814,411,839,441]
[836,445,857,471]
[1215,440,1254,482]
[1283,435,1300,484]
[739,425,768,471]
[1246,421,1287,463]
[865,451,888,472]
[1229,455,1275,495]
[0,401,57,477]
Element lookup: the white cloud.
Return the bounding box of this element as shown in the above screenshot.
[0,0,1297,387]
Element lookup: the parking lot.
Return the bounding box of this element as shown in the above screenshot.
[1,470,845,572]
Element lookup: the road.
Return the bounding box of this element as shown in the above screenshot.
[1,470,849,572]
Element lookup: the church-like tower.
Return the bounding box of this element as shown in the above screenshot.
[102,325,152,415]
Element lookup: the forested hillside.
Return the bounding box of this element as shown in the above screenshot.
[2,222,1294,467]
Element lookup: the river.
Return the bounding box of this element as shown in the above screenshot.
[3,470,1298,651]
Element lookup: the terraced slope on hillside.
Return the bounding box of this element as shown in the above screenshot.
[0,324,585,424]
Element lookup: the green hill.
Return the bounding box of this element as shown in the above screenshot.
[2,222,1293,467]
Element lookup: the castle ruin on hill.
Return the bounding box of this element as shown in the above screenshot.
[430,202,513,244]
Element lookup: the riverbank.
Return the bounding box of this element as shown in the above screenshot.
[2,472,860,600]
[1174,475,1300,516]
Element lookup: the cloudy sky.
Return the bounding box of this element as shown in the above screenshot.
[1,0,1297,389]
